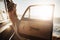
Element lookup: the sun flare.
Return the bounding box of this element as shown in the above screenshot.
[30,5,54,20]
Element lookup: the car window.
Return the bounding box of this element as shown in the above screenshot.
[30,5,53,21]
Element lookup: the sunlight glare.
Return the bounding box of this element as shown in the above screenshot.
[30,5,53,20]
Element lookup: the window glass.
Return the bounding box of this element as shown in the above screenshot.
[30,5,53,21]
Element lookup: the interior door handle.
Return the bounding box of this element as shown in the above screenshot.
[30,27,40,31]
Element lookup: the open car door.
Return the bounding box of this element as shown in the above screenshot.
[18,5,54,40]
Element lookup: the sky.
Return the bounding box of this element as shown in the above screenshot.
[12,0,60,18]
[12,0,55,19]
[0,0,60,18]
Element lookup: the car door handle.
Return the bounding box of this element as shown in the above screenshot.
[30,27,40,31]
